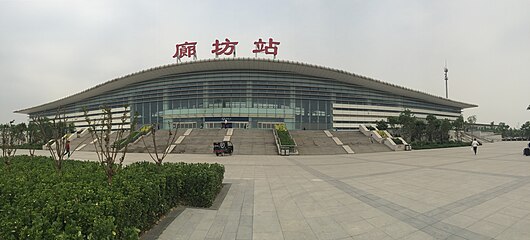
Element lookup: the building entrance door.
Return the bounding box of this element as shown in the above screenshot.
[205,122,221,129]
[231,122,249,129]
[258,122,283,129]
[205,122,249,129]
[174,122,196,129]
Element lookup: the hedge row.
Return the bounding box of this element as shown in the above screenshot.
[392,138,403,145]
[275,124,295,146]
[114,125,152,149]
[410,141,471,150]
[14,143,43,149]
[0,156,224,240]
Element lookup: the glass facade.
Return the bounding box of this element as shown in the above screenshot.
[30,69,462,130]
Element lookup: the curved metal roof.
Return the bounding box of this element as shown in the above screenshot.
[15,58,477,114]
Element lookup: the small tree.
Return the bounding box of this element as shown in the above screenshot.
[411,120,426,142]
[84,105,136,185]
[142,121,179,166]
[496,122,510,137]
[425,114,438,142]
[521,121,530,140]
[375,120,388,130]
[439,119,452,143]
[398,109,416,142]
[453,115,465,141]
[32,112,71,171]
[25,122,40,156]
[1,120,22,166]
[466,115,477,132]
[386,116,400,135]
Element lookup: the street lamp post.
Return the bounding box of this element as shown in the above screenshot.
[444,62,449,99]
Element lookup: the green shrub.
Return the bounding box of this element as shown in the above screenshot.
[179,163,225,207]
[0,156,224,239]
[377,130,388,138]
[114,125,152,149]
[275,124,295,146]
[14,143,43,149]
[392,138,403,144]
[410,141,470,150]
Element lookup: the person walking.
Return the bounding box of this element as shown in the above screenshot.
[471,138,479,155]
[65,140,71,158]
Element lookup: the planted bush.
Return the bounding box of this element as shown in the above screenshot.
[275,124,295,146]
[114,125,152,150]
[0,156,224,239]
[392,138,403,144]
[411,141,471,150]
[14,143,43,149]
[377,130,388,138]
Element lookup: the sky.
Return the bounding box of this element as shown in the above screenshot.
[1,0,529,128]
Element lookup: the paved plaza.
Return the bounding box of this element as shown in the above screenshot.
[24,141,530,239]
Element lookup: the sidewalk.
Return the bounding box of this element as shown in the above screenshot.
[21,142,530,239]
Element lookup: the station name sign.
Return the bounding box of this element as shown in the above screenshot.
[172,38,280,62]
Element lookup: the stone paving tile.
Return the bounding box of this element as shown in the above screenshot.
[441,159,530,177]
[235,225,252,240]
[445,234,468,240]
[313,162,415,179]
[499,206,530,219]
[277,219,311,232]
[220,231,237,240]
[282,231,318,240]
[495,230,530,240]
[36,142,530,239]
[483,212,521,227]
[188,230,209,240]
[305,216,351,240]
[466,220,508,238]
[420,225,453,239]
[336,219,376,236]
[364,214,400,228]
[252,231,284,240]
[253,211,282,233]
[441,213,480,229]
[505,218,530,234]
[350,228,393,240]
[378,221,418,239]
[157,209,208,240]
[397,230,435,240]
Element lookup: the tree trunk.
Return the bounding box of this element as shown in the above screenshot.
[55,158,62,171]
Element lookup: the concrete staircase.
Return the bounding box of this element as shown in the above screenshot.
[69,131,94,152]
[172,129,227,154]
[290,130,347,155]
[71,128,392,155]
[126,129,188,153]
[76,131,130,152]
[332,131,392,154]
[230,129,277,155]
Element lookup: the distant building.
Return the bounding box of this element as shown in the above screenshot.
[16,58,477,130]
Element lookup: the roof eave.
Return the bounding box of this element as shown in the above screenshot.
[15,58,477,114]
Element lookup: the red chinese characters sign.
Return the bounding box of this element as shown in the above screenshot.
[172,41,197,62]
[173,38,280,61]
[252,38,280,58]
[211,38,239,57]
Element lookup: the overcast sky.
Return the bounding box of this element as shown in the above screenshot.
[1,0,529,128]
